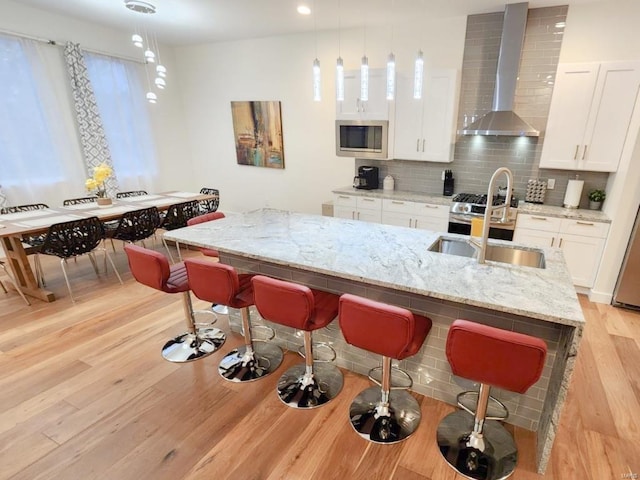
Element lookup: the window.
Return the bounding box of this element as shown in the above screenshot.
[84,53,158,185]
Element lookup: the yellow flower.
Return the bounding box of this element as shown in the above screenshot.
[85,178,98,191]
[93,163,112,183]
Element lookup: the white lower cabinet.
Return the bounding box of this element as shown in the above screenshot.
[381,199,449,231]
[333,194,382,223]
[514,214,609,288]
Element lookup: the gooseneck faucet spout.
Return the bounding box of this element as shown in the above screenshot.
[469,167,514,264]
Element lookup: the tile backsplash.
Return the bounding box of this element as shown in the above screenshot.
[357,6,608,209]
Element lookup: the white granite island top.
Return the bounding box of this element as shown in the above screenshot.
[165,208,584,327]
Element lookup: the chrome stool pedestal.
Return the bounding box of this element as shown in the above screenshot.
[218,306,283,382]
[161,292,226,363]
[277,331,342,409]
[349,356,421,444]
[437,385,517,480]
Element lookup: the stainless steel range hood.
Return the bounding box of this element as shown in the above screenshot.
[459,2,540,137]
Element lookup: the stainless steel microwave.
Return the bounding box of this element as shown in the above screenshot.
[335,120,389,159]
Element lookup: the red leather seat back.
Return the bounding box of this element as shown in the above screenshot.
[186,212,225,257]
[187,211,225,226]
[252,275,338,331]
[447,319,548,394]
[184,258,253,309]
[339,293,432,360]
[124,244,188,294]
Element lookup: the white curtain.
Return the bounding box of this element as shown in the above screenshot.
[0,34,85,206]
[84,52,159,194]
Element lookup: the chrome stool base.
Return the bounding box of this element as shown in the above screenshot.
[161,330,224,363]
[437,410,517,480]
[212,303,229,315]
[218,342,283,382]
[349,386,421,444]
[368,365,413,390]
[277,362,343,409]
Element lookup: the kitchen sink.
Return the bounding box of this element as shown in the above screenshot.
[428,237,546,269]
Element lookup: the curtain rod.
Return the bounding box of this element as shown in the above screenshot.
[0,27,146,65]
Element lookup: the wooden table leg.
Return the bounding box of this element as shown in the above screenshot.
[1,236,55,302]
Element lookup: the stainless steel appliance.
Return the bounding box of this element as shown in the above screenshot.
[353,166,379,190]
[613,207,640,309]
[336,120,389,159]
[448,193,518,241]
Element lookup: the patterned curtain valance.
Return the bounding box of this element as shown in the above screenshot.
[63,42,119,197]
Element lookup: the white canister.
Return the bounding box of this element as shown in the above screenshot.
[383,175,395,191]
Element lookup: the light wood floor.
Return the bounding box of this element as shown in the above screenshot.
[1,244,639,480]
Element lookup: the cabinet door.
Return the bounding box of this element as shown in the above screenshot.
[413,214,448,232]
[333,205,354,220]
[421,69,457,163]
[393,74,423,160]
[337,69,388,120]
[559,234,606,287]
[582,61,640,172]
[382,211,414,228]
[513,228,557,248]
[356,209,382,223]
[539,63,599,169]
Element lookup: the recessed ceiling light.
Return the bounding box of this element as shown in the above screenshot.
[297,5,311,15]
[124,0,156,15]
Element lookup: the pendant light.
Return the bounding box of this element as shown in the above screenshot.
[336,0,344,102]
[386,0,396,100]
[311,0,321,101]
[360,22,369,102]
[413,50,424,99]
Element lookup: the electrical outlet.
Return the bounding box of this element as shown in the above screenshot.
[547,178,555,189]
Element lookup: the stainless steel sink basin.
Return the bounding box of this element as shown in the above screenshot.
[428,237,545,269]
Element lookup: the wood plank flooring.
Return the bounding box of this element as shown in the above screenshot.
[1,244,639,479]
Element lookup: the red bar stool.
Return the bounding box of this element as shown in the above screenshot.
[124,244,225,363]
[184,258,283,382]
[251,275,343,409]
[437,319,547,480]
[338,293,432,444]
[186,211,228,315]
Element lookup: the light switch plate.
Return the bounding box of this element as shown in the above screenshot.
[547,178,555,189]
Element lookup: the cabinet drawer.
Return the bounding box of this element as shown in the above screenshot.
[516,214,562,232]
[412,202,449,218]
[333,194,356,208]
[382,199,413,214]
[560,219,610,238]
[356,196,382,211]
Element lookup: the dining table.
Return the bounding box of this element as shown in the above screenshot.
[0,191,214,302]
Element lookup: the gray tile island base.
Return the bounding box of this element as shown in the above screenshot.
[165,209,585,474]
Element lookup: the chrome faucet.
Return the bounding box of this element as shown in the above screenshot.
[469,167,514,264]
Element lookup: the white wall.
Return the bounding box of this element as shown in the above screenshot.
[559,0,640,302]
[174,17,466,214]
[0,1,194,204]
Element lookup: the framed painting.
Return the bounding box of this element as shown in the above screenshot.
[231,101,285,169]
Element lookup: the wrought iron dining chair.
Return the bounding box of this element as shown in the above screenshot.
[0,203,49,287]
[158,200,199,263]
[198,188,220,214]
[62,197,98,206]
[116,190,148,198]
[39,216,123,303]
[104,206,160,248]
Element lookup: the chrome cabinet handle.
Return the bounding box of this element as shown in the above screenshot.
[338,195,350,199]
[574,145,579,160]
[422,139,425,152]
[559,237,563,247]
[413,219,418,228]
[582,145,588,160]
[357,211,360,220]
[416,139,420,152]
[392,201,404,205]
[576,221,594,226]
[424,204,438,209]
[362,198,374,202]
[551,237,554,247]
[531,216,547,220]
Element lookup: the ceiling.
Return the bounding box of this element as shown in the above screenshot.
[11,0,602,46]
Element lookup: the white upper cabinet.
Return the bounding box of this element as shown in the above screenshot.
[393,69,458,163]
[540,61,640,172]
[336,69,389,120]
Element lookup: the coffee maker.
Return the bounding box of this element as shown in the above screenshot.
[353,166,379,190]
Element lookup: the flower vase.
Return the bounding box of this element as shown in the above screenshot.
[97,197,112,207]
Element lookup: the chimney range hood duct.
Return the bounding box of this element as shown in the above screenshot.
[460,2,539,137]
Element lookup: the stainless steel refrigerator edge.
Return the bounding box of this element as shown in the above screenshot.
[613,207,640,309]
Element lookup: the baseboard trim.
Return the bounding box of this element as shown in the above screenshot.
[588,289,613,304]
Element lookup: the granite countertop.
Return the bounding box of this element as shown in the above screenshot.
[332,186,611,222]
[165,208,584,327]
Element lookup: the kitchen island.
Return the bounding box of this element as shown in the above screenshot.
[165,208,584,473]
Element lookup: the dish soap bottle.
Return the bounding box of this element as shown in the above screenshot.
[383,175,395,191]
